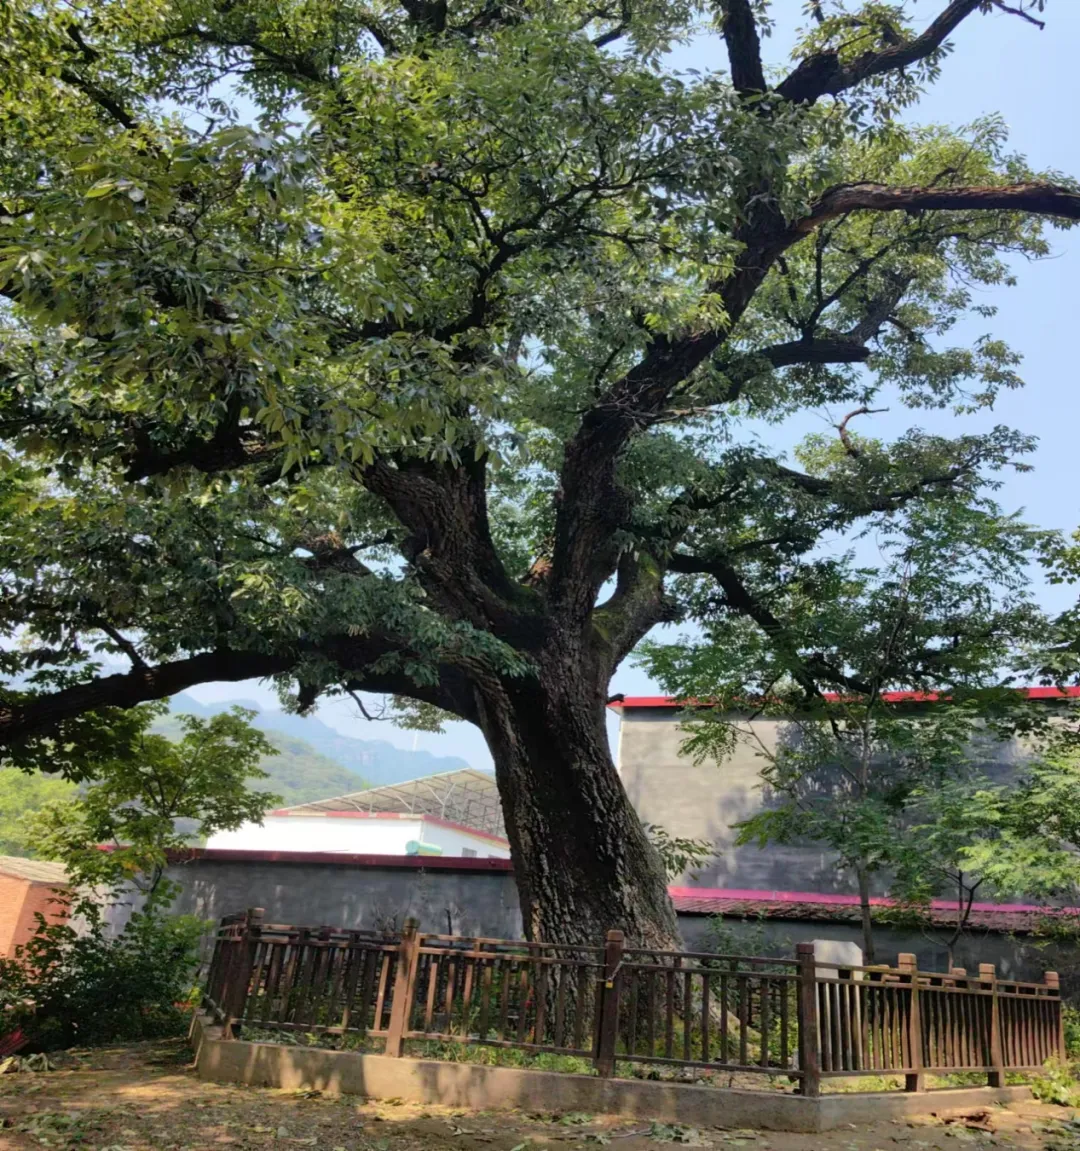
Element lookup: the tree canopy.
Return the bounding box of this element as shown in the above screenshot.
[1,0,1078,944]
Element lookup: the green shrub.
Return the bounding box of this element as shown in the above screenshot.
[409,1039,595,1074]
[702,915,792,960]
[1064,1006,1080,1060]
[1031,1057,1080,1107]
[0,905,204,1051]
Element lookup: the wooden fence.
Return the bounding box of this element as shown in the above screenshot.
[203,909,1065,1095]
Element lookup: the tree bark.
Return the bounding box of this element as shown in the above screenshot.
[857,867,876,965]
[472,648,680,950]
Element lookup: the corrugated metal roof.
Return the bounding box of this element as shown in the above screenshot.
[0,855,69,885]
[279,768,505,838]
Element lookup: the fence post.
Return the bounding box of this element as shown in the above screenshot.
[1046,971,1065,1061]
[898,953,924,1093]
[204,917,227,1013]
[980,962,1004,1088]
[595,930,625,1078]
[796,943,821,1097]
[385,918,421,1057]
[223,907,263,1040]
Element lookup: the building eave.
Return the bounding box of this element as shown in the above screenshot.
[608,687,1080,711]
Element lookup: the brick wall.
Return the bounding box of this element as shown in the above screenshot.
[0,874,68,957]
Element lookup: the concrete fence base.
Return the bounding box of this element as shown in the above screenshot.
[190,1013,1031,1134]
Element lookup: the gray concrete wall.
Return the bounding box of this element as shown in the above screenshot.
[678,913,1055,984]
[162,856,525,939]
[616,708,1030,894]
[146,854,1060,987]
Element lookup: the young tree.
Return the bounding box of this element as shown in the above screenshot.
[641,500,1057,961]
[25,703,279,901]
[888,776,1026,969]
[888,739,1080,968]
[644,823,716,882]
[959,745,1080,906]
[1,0,1078,947]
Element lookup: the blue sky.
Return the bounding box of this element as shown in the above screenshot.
[190,1,1080,767]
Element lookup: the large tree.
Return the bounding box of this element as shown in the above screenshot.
[1,0,1078,947]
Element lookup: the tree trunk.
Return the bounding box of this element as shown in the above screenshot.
[473,658,680,950]
[856,867,876,964]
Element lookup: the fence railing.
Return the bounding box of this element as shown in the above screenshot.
[203,909,1064,1094]
[402,932,605,1056]
[616,946,800,1077]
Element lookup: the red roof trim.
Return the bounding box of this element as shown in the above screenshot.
[667,886,1061,915]
[270,809,418,819]
[668,886,1075,932]
[610,687,1080,710]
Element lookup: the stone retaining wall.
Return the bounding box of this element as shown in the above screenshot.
[190,1012,1032,1134]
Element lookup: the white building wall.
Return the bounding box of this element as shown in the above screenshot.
[204,814,511,858]
[417,819,510,859]
[206,816,424,854]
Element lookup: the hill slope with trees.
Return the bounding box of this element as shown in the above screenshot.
[167,694,468,788]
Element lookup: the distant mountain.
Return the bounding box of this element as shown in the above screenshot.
[168,693,469,789]
[152,712,365,808]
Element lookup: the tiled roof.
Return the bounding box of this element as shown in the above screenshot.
[669,887,1068,933]
[0,855,69,885]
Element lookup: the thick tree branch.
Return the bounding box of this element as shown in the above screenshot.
[299,531,391,576]
[168,24,327,83]
[0,631,481,751]
[729,334,870,379]
[718,0,766,94]
[401,0,449,35]
[58,67,139,130]
[792,182,1080,236]
[593,552,680,673]
[120,424,523,650]
[664,336,871,413]
[341,667,479,726]
[667,551,871,697]
[773,460,976,510]
[743,335,873,370]
[361,454,522,634]
[55,22,141,129]
[844,277,915,344]
[548,225,787,620]
[123,427,281,482]
[0,649,298,749]
[776,0,983,105]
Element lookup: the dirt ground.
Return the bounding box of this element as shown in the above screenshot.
[1,1040,1078,1151]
